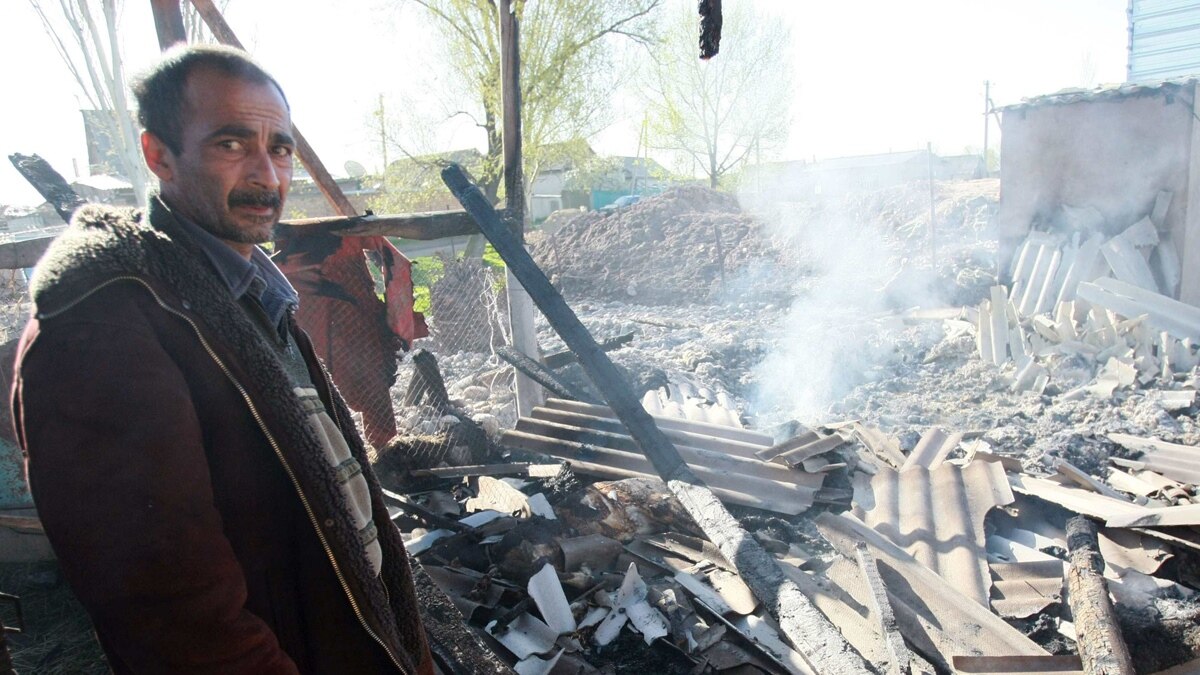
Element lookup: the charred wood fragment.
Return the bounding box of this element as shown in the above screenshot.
[402,349,452,412]
[496,345,595,403]
[8,153,86,223]
[699,0,723,59]
[1065,516,1135,675]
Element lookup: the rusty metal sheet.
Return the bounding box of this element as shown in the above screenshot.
[852,459,1014,606]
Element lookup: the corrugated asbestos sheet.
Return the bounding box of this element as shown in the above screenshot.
[1108,433,1200,484]
[499,399,822,515]
[1130,0,1200,81]
[851,460,1014,606]
[816,512,1050,671]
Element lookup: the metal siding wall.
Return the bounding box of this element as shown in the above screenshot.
[1130,0,1200,80]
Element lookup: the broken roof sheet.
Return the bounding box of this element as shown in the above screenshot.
[1001,77,1199,112]
[1107,433,1200,485]
[851,459,1014,606]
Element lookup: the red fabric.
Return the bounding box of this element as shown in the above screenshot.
[279,236,427,448]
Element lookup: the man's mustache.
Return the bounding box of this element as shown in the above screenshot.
[228,190,281,210]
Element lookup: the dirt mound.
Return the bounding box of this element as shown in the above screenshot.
[531,186,784,305]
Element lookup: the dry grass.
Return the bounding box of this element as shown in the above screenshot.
[0,562,107,674]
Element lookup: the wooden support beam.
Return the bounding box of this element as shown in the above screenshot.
[543,331,634,369]
[1065,516,1135,675]
[188,0,357,218]
[276,210,480,240]
[441,164,869,674]
[149,0,187,50]
[498,0,542,417]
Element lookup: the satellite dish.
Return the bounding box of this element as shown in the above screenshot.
[344,160,367,178]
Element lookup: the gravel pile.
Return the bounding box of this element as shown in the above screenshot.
[531,186,789,305]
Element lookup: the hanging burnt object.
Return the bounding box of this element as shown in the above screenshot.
[699,0,723,59]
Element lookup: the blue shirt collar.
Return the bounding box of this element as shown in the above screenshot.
[166,201,299,327]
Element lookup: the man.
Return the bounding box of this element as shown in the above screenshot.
[12,45,433,674]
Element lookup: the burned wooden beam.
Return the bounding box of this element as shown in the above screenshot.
[275,210,481,240]
[401,349,452,412]
[441,163,869,674]
[496,346,594,403]
[699,0,723,59]
[1065,516,1135,674]
[149,0,187,49]
[8,154,85,223]
[543,331,634,369]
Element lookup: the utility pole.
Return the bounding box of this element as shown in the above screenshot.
[377,94,388,172]
[982,80,991,176]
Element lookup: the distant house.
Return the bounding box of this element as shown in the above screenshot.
[379,149,485,214]
[71,174,137,206]
[283,163,379,220]
[530,141,671,220]
[744,149,986,201]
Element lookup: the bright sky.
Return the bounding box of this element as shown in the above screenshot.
[0,0,1128,207]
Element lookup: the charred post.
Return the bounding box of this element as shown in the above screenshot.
[1065,516,1135,675]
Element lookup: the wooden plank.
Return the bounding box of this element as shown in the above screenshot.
[1065,516,1135,675]
[443,165,868,673]
[276,210,480,240]
[149,0,187,49]
[188,0,357,218]
[0,237,55,271]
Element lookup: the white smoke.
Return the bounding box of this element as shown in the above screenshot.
[740,165,948,425]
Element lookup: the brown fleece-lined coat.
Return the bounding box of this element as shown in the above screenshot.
[12,200,433,675]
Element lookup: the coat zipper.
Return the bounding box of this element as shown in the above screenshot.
[43,277,412,675]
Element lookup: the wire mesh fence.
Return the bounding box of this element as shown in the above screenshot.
[379,251,516,470]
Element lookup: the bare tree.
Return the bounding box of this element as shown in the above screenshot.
[29,0,150,206]
[643,1,791,189]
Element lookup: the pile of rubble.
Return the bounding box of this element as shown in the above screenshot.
[531,186,787,305]
[391,392,1199,673]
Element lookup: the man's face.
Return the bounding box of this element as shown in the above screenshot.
[146,67,294,251]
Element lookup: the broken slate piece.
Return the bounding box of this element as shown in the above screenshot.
[528,563,577,635]
[486,613,560,660]
[594,563,669,646]
[514,648,563,675]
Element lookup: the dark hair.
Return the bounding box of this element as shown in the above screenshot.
[131,44,289,155]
